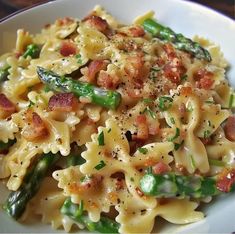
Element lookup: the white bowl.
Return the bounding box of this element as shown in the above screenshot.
[0,0,235,233]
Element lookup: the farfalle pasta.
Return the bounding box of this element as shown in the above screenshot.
[0,6,235,234]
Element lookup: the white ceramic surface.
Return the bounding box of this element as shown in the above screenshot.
[0,0,235,233]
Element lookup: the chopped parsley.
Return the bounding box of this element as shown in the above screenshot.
[208,158,226,167]
[190,155,196,170]
[138,147,148,154]
[44,85,51,93]
[76,54,82,64]
[170,117,175,124]
[181,74,188,81]
[203,130,211,139]
[229,93,234,108]
[146,166,153,174]
[168,128,180,142]
[142,98,154,104]
[158,96,173,111]
[94,160,106,170]
[28,100,35,108]
[98,131,105,146]
[186,103,194,112]
[107,128,112,133]
[130,177,135,182]
[142,106,156,119]
[174,140,184,151]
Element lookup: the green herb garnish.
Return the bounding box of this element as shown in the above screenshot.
[94,160,106,170]
[98,131,105,146]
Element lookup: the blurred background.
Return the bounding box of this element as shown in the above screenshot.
[0,0,234,19]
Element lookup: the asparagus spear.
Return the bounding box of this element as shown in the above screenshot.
[0,139,16,151]
[140,173,223,198]
[142,18,212,62]
[23,44,41,59]
[61,198,120,233]
[0,66,10,82]
[37,67,121,110]
[3,152,59,219]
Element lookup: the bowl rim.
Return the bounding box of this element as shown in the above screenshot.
[0,0,234,25]
[0,0,55,24]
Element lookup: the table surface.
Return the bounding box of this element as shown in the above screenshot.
[0,0,234,20]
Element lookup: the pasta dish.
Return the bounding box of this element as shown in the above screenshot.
[0,6,235,233]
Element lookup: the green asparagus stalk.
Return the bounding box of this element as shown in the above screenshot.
[140,173,222,198]
[23,44,41,59]
[37,67,121,110]
[142,18,212,62]
[0,139,16,151]
[3,152,59,219]
[61,198,120,233]
[0,66,10,82]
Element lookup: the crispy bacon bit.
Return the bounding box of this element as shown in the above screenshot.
[163,43,177,60]
[163,59,186,85]
[97,71,120,89]
[60,41,77,57]
[136,187,144,197]
[129,26,145,37]
[144,157,155,167]
[224,116,235,141]
[80,175,103,192]
[180,86,192,96]
[124,54,145,82]
[133,115,149,141]
[0,93,16,119]
[22,110,48,141]
[152,162,170,174]
[194,69,214,90]
[83,15,109,33]
[57,17,75,26]
[48,93,79,112]
[216,168,235,193]
[87,60,109,83]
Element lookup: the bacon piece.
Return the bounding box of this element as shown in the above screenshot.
[180,86,192,96]
[83,15,109,33]
[216,168,235,193]
[124,54,145,81]
[194,69,214,90]
[0,93,16,119]
[152,162,170,175]
[129,26,145,37]
[87,60,109,83]
[224,116,235,141]
[72,174,103,193]
[48,93,79,112]
[60,41,77,57]
[133,115,149,141]
[163,43,177,60]
[22,110,48,141]
[97,71,120,89]
[163,59,186,85]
